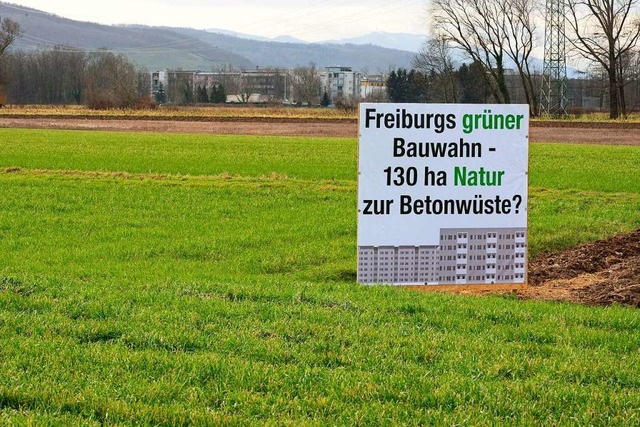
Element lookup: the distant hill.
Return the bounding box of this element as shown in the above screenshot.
[165,28,413,71]
[0,3,253,70]
[204,28,308,45]
[323,32,428,53]
[0,2,414,71]
[203,28,426,52]
[272,35,308,44]
[204,28,272,42]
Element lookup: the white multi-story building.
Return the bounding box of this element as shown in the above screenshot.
[319,66,361,102]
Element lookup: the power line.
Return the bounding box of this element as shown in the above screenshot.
[0,2,57,16]
[224,0,349,35]
[6,1,425,59]
[261,0,423,41]
[14,29,217,55]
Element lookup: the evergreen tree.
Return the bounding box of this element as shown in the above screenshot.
[182,80,194,104]
[215,84,226,103]
[458,61,491,103]
[386,68,430,103]
[386,70,399,101]
[407,69,429,102]
[155,82,166,103]
[320,91,331,107]
[210,85,218,103]
[386,69,411,102]
[196,85,209,103]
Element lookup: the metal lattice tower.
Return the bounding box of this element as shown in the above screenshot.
[540,0,568,116]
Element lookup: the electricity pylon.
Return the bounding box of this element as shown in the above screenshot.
[540,0,568,116]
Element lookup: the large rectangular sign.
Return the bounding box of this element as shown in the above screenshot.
[357,104,529,286]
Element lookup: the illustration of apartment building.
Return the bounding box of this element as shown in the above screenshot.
[358,227,526,285]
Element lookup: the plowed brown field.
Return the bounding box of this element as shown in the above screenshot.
[1,116,639,144]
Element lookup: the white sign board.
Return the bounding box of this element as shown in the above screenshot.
[357,104,529,286]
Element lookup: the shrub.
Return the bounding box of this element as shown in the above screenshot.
[134,97,158,110]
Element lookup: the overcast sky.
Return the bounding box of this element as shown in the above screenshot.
[9,0,429,41]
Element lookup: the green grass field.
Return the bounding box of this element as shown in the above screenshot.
[1,128,639,425]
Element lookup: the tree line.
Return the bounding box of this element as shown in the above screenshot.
[194,85,227,104]
[0,45,151,108]
[385,61,492,104]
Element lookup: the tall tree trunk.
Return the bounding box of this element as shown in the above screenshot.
[619,83,627,117]
[608,63,619,119]
[617,64,627,117]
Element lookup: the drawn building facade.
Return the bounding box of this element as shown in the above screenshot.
[358,228,526,285]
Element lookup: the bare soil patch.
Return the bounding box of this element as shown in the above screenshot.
[1,116,640,144]
[529,124,640,146]
[0,117,357,138]
[522,229,640,307]
[443,230,640,308]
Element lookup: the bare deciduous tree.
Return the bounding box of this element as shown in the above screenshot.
[0,18,21,59]
[501,0,539,114]
[2,47,85,104]
[566,0,640,118]
[237,75,253,103]
[288,63,322,105]
[0,17,22,105]
[431,0,539,114]
[85,52,138,109]
[432,0,511,103]
[137,67,151,99]
[412,35,459,102]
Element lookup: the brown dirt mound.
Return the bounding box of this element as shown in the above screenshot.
[522,229,640,307]
[528,229,640,285]
[427,229,640,308]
